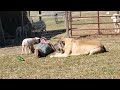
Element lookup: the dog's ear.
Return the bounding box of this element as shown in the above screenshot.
[60,36,65,42]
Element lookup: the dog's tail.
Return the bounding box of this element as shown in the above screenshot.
[102,45,108,52]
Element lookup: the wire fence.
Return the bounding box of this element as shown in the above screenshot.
[30,11,65,31]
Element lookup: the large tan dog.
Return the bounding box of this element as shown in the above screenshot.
[50,37,107,58]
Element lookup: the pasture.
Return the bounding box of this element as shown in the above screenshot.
[1,11,120,79]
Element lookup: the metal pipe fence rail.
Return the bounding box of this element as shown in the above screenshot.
[65,11,120,37]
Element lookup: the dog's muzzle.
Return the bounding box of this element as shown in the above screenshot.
[54,41,65,53]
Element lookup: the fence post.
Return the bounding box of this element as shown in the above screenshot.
[21,11,25,38]
[117,11,119,14]
[27,11,30,21]
[65,11,69,37]
[39,11,41,21]
[0,18,6,46]
[80,11,81,17]
[69,11,72,37]
[97,11,100,34]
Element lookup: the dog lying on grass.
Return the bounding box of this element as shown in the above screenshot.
[50,37,107,58]
[21,37,40,55]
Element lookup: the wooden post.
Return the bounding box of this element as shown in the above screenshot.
[80,11,81,17]
[26,11,32,37]
[27,11,31,22]
[0,18,6,46]
[65,11,69,37]
[97,11,100,34]
[28,11,33,23]
[54,13,58,24]
[39,11,41,21]
[21,11,24,37]
[69,11,72,37]
[117,11,119,14]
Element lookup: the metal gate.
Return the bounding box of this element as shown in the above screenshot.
[65,11,120,37]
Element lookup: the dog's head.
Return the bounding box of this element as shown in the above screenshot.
[54,39,65,53]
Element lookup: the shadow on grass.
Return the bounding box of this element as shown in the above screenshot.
[0,29,66,48]
[33,29,66,40]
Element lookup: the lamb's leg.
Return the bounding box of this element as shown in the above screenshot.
[28,46,31,54]
[29,45,34,54]
[21,45,24,55]
[25,46,28,55]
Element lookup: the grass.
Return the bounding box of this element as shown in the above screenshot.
[1,11,120,79]
[1,35,120,79]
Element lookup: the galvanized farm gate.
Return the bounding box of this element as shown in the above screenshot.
[65,11,120,37]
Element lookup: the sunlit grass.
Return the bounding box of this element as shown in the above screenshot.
[1,35,120,79]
